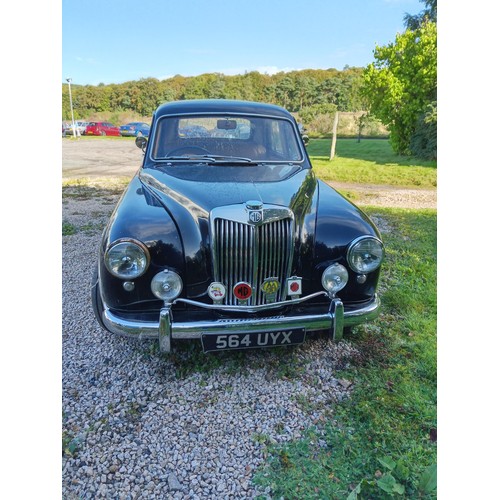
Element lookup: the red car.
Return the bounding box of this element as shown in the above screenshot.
[85,121,121,136]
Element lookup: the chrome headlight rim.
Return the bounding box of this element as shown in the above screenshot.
[347,235,384,274]
[104,238,151,279]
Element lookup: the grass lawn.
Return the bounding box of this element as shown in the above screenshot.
[253,207,437,499]
[308,139,437,188]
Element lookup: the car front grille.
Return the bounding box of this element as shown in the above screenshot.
[211,205,294,306]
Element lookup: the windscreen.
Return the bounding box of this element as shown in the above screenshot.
[151,115,303,162]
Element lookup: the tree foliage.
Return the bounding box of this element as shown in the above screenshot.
[404,0,437,30]
[410,100,437,159]
[61,68,366,121]
[362,20,437,155]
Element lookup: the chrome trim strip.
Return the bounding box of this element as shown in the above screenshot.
[173,291,328,312]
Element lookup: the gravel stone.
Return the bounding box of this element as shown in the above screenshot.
[168,473,183,492]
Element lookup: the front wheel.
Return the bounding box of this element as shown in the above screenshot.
[100,130,106,136]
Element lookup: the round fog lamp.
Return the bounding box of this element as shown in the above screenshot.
[322,263,349,295]
[151,270,183,302]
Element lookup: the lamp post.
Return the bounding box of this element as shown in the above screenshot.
[66,78,76,138]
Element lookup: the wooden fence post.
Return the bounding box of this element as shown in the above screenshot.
[329,111,339,160]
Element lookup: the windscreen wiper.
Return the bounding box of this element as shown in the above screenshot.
[162,154,262,165]
[163,155,216,162]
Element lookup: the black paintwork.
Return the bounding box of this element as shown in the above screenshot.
[97,100,382,315]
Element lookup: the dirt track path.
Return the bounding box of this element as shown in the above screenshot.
[327,181,436,209]
[62,138,436,209]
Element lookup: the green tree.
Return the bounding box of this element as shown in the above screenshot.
[62,67,368,121]
[410,100,437,159]
[362,20,437,155]
[290,75,317,110]
[275,76,295,109]
[404,0,437,30]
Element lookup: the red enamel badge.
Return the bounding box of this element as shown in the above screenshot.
[233,282,252,300]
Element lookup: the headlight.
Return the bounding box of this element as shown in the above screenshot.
[347,236,384,273]
[322,263,349,295]
[151,270,183,302]
[104,239,150,279]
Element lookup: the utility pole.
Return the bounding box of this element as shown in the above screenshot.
[66,78,76,138]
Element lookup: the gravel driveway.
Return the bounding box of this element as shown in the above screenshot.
[62,138,436,498]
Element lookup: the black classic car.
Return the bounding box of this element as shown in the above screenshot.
[91,99,384,353]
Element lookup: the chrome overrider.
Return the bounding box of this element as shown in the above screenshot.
[101,292,381,353]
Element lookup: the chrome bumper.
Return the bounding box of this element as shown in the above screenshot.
[101,295,381,353]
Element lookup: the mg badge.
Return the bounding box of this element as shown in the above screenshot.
[246,200,263,224]
[248,210,263,224]
[233,282,252,304]
[261,277,280,303]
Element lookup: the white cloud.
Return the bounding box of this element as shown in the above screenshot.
[255,66,301,75]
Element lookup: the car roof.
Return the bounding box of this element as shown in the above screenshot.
[154,99,294,120]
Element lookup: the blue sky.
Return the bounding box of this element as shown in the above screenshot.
[62,0,424,85]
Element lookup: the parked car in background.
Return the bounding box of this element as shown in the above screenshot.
[92,99,384,354]
[63,120,89,136]
[120,122,150,137]
[85,122,121,136]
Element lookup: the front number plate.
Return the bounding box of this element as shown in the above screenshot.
[201,329,306,353]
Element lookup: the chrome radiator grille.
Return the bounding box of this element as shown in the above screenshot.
[211,205,294,306]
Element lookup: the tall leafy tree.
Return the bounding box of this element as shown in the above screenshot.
[404,0,437,30]
[362,19,437,155]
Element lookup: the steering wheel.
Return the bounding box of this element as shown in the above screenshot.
[167,146,210,156]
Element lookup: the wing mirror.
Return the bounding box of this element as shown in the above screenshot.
[135,136,148,151]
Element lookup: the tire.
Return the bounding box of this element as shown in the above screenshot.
[100,130,106,136]
[91,264,107,331]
